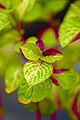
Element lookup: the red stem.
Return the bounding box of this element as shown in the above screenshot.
[0,3,6,9]
[10,14,25,42]
[36,109,41,120]
[0,84,4,120]
[50,112,57,120]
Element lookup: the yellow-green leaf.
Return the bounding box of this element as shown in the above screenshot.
[21,43,42,61]
[54,69,79,89]
[23,61,53,86]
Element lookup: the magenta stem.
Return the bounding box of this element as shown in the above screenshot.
[36,109,41,120]
[0,84,4,120]
[50,112,57,120]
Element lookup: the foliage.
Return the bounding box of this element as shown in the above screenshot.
[0,0,80,120]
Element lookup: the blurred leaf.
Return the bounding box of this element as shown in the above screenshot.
[17,0,36,19]
[18,75,52,104]
[23,2,43,22]
[23,61,52,86]
[59,17,80,48]
[41,28,57,48]
[57,40,80,68]
[23,0,68,22]
[0,43,20,76]
[0,0,23,12]
[54,69,79,89]
[0,26,20,47]
[5,64,20,93]
[39,90,57,115]
[21,43,42,61]
[46,0,68,13]
[0,11,10,30]
[25,102,38,112]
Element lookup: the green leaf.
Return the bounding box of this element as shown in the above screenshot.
[41,28,57,48]
[46,0,68,13]
[18,76,52,104]
[5,64,20,93]
[0,26,20,47]
[23,61,53,86]
[0,0,23,12]
[21,43,42,61]
[24,102,38,112]
[17,0,36,19]
[54,69,79,89]
[15,41,23,53]
[0,11,10,31]
[41,54,63,63]
[26,36,38,44]
[59,17,80,47]
[64,0,80,20]
[39,90,57,115]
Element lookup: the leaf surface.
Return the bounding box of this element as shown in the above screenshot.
[23,61,53,86]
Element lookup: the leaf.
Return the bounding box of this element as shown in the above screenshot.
[5,64,20,93]
[25,102,38,112]
[0,26,20,47]
[0,0,23,12]
[64,0,80,21]
[18,76,52,104]
[36,39,44,52]
[15,41,23,53]
[0,11,10,30]
[26,36,38,44]
[59,17,80,47]
[40,48,63,63]
[41,54,63,63]
[23,61,53,86]
[46,0,68,13]
[41,28,57,48]
[20,43,42,61]
[17,0,36,19]
[54,69,79,89]
[39,95,56,115]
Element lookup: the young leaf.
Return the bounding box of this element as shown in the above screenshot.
[15,41,24,53]
[5,64,20,93]
[0,11,10,30]
[20,43,42,61]
[59,17,80,47]
[36,39,44,52]
[23,61,53,86]
[17,0,36,19]
[0,0,23,12]
[41,48,63,63]
[18,77,52,104]
[26,36,38,44]
[54,69,79,89]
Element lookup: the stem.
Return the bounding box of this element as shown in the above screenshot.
[0,3,6,9]
[10,13,25,42]
[50,112,57,120]
[36,109,41,120]
[0,83,4,120]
